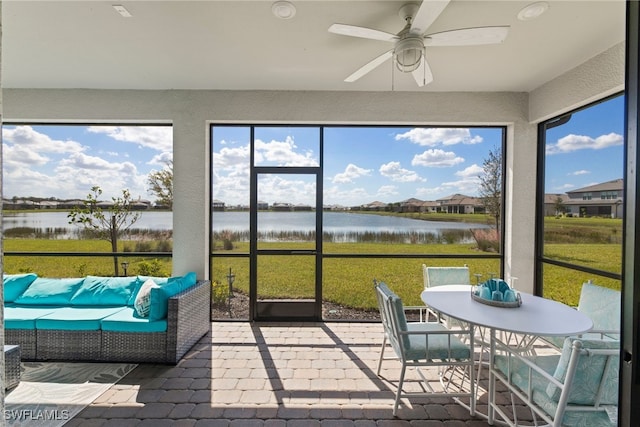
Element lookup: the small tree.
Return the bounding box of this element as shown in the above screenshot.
[147,160,173,209]
[68,186,141,276]
[478,146,502,230]
[554,196,566,216]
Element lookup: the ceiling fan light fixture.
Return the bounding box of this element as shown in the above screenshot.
[394,38,424,72]
[517,2,549,21]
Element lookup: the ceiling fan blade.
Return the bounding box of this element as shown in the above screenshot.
[410,0,451,35]
[344,50,393,82]
[425,26,509,46]
[412,56,434,87]
[329,23,397,42]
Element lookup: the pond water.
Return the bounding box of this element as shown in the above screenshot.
[4,211,489,243]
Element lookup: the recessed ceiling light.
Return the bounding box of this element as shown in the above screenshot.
[517,2,549,21]
[113,5,132,18]
[272,1,296,20]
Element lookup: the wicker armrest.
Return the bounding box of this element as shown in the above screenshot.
[166,280,211,363]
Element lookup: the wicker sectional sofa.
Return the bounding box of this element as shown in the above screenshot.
[3,272,211,364]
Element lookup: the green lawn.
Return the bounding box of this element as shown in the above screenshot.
[6,217,622,312]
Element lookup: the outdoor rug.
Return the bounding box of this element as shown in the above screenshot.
[5,361,137,427]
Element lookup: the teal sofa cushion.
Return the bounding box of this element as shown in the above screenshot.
[70,276,140,306]
[101,307,168,333]
[35,306,127,330]
[14,277,85,305]
[4,304,58,329]
[3,273,38,302]
[149,272,197,321]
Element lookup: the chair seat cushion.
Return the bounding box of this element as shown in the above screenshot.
[101,307,168,333]
[404,322,471,360]
[35,306,127,330]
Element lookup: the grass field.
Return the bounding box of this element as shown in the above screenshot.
[4,229,621,309]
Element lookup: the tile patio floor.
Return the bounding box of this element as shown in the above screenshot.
[67,322,539,426]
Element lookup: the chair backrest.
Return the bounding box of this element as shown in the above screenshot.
[578,281,620,335]
[424,266,470,289]
[374,281,408,355]
[547,337,620,406]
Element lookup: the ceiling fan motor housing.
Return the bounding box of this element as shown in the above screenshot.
[394,37,424,72]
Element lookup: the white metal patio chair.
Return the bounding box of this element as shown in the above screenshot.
[374,280,476,416]
[543,281,620,350]
[422,264,471,325]
[492,336,619,427]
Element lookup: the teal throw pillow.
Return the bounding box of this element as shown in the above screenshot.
[3,273,38,302]
[148,272,198,321]
[14,277,85,305]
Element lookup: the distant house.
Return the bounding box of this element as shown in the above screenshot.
[293,204,312,211]
[272,202,293,212]
[437,194,483,214]
[257,200,269,210]
[399,198,424,213]
[362,201,387,211]
[543,193,570,216]
[212,199,225,211]
[564,178,623,218]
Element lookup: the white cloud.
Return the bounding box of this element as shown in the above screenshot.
[569,170,590,176]
[254,136,318,166]
[455,164,483,179]
[324,186,371,206]
[395,128,483,147]
[3,144,50,167]
[412,149,465,167]
[332,163,372,184]
[379,161,425,182]
[376,185,399,198]
[88,126,173,152]
[546,132,623,154]
[256,175,316,206]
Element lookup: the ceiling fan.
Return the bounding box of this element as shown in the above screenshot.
[328,0,509,87]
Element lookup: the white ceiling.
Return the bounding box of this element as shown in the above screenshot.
[1,0,626,93]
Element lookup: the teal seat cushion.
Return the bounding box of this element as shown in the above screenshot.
[35,306,127,330]
[14,277,85,305]
[404,322,471,360]
[149,272,198,321]
[3,273,38,302]
[4,304,59,329]
[70,276,141,306]
[101,307,168,333]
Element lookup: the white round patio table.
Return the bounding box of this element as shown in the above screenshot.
[420,284,593,425]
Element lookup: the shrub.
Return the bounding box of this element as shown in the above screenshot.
[211,281,229,305]
[136,259,168,276]
[156,240,172,252]
[471,228,500,252]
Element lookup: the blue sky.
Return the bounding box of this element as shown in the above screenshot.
[2,94,624,206]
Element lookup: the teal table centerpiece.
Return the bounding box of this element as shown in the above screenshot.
[471,278,522,308]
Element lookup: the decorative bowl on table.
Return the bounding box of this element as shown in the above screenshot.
[471,278,522,308]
